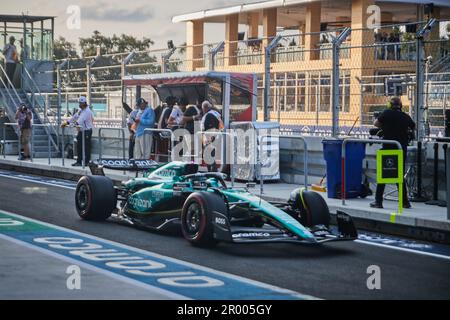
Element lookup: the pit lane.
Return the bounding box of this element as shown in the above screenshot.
[0,172,449,299]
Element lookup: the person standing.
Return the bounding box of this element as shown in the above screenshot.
[158,96,176,130]
[370,97,415,209]
[127,104,139,159]
[133,98,155,159]
[2,36,18,87]
[62,96,94,166]
[15,103,32,160]
[19,39,30,61]
[168,97,187,129]
[156,96,176,162]
[201,100,224,172]
[180,97,200,134]
[181,97,201,158]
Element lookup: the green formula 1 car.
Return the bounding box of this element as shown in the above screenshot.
[75,160,357,247]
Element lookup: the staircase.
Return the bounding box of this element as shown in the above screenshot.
[0,87,60,158]
[430,53,450,74]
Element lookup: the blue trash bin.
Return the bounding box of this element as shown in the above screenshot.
[322,139,366,199]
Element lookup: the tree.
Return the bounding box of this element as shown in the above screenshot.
[79,31,154,57]
[73,31,160,92]
[53,36,79,60]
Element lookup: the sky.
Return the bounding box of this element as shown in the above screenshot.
[0,0,262,50]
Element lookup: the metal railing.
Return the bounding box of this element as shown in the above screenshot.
[2,123,20,159]
[143,128,175,162]
[3,122,53,164]
[22,65,59,149]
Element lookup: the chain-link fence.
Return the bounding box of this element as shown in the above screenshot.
[41,20,450,135]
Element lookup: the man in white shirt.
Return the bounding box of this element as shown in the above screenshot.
[2,36,18,88]
[62,96,94,166]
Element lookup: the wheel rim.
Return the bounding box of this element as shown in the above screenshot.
[185,202,202,236]
[77,184,89,211]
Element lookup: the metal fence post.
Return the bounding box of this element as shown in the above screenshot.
[86,63,92,106]
[162,47,177,73]
[331,27,351,137]
[447,145,450,220]
[61,126,65,166]
[415,19,436,142]
[2,125,5,159]
[47,125,51,165]
[30,125,33,162]
[264,35,282,121]
[209,41,225,71]
[56,64,64,154]
[82,128,85,169]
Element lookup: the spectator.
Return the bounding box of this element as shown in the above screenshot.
[387,33,396,60]
[15,103,32,161]
[19,39,30,61]
[167,97,187,129]
[133,98,155,159]
[201,100,224,172]
[126,103,140,159]
[370,97,415,209]
[62,96,94,166]
[2,36,18,87]
[381,32,388,60]
[153,104,164,126]
[158,96,176,130]
[156,96,176,161]
[394,33,401,59]
[181,97,201,135]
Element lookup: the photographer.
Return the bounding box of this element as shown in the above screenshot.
[15,103,32,161]
[370,97,415,209]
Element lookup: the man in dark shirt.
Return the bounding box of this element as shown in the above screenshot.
[370,97,415,209]
[181,98,200,135]
[201,101,223,172]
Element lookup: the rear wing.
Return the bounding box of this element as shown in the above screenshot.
[89,159,160,175]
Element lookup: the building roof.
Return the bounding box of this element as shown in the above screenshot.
[172,0,450,23]
[0,14,55,23]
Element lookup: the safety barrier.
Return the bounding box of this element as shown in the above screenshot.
[196,130,237,187]
[143,128,175,162]
[259,135,308,195]
[59,125,87,168]
[98,128,126,161]
[3,122,52,164]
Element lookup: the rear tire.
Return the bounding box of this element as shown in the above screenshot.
[181,192,226,247]
[75,175,117,221]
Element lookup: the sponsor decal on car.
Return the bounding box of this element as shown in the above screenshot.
[128,197,152,209]
[232,232,271,239]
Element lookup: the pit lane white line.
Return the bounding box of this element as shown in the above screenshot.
[0,233,188,300]
[1,172,450,261]
[0,209,315,300]
[354,239,450,261]
[0,173,76,190]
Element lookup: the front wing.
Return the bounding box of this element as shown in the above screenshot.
[211,210,358,245]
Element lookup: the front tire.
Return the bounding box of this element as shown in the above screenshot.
[181,192,227,247]
[75,175,117,221]
[289,188,330,227]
